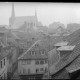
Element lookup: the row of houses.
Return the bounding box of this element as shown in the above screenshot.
[50,40,80,79]
[16,37,80,79]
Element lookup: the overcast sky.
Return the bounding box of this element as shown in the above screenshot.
[0,2,80,27]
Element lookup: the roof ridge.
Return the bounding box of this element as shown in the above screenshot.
[18,40,41,60]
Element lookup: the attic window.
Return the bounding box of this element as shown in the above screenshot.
[31,51,35,55]
[40,50,45,55]
[35,44,38,47]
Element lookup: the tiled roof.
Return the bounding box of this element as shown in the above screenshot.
[15,31,37,40]
[63,28,80,45]
[18,35,63,60]
[50,43,80,75]
[18,40,41,60]
[0,48,9,61]
[18,39,49,60]
[66,55,80,73]
[6,31,19,39]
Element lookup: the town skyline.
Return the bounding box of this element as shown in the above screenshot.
[0,2,80,27]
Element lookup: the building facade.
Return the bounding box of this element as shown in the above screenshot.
[18,40,48,79]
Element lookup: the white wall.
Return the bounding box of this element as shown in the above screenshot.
[18,59,48,75]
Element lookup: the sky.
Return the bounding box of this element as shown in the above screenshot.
[0,2,80,28]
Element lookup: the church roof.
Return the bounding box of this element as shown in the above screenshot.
[12,16,38,28]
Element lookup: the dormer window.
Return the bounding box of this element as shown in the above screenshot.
[35,44,38,47]
[40,50,45,55]
[31,51,35,55]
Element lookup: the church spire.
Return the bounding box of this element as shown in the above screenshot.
[11,2,15,18]
[10,2,15,27]
[35,8,37,18]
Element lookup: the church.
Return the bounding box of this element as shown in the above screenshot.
[9,2,42,29]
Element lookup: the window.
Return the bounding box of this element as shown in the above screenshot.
[45,60,48,63]
[28,69,30,74]
[40,60,44,65]
[4,58,5,66]
[23,68,26,74]
[31,51,35,55]
[40,68,44,71]
[36,68,39,73]
[1,60,2,68]
[40,50,45,55]
[35,60,39,65]
[22,60,26,65]
[45,67,48,72]
[27,60,31,64]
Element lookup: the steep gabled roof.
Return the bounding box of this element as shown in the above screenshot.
[50,43,80,75]
[66,55,80,73]
[18,40,40,60]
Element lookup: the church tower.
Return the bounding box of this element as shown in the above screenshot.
[9,2,15,27]
[34,8,38,29]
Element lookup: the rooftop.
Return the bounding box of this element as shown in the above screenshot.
[54,41,68,47]
[18,39,50,60]
[57,45,75,51]
[0,48,9,61]
[50,43,80,75]
[66,55,80,73]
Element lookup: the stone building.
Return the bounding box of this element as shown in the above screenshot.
[9,2,42,29]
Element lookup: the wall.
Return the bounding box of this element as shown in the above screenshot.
[18,59,48,75]
[0,57,9,79]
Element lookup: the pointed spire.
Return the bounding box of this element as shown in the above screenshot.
[10,2,15,27]
[35,8,37,18]
[11,2,15,18]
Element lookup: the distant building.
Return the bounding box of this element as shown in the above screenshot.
[9,2,43,30]
[18,40,48,79]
